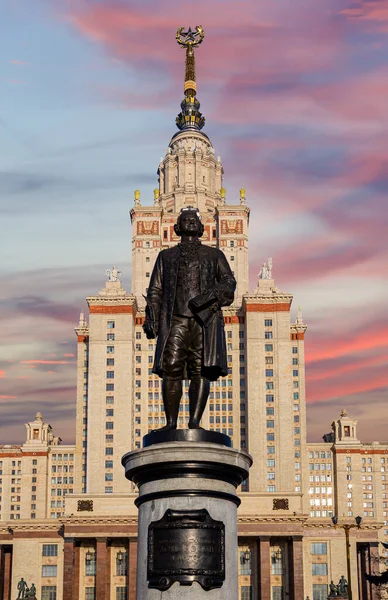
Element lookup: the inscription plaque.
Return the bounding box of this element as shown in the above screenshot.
[148,508,225,591]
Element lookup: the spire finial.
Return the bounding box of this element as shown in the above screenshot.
[79,310,87,327]
[296,306,304,324]
[175,26,205,131]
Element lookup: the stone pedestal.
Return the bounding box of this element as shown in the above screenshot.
[122,432,252,600]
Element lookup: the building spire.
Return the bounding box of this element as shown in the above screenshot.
[175,26,205,131]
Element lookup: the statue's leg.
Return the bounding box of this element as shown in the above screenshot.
[187,318,210,429]
[160,316,189,430]
[188,377,210,428]
[160,378,182,429]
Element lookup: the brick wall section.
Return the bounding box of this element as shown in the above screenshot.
[259,537,271,600]
[129,539,137,600]
[289,536,304,600]
[73,544,80,600]
[96,538,110,600]
[0,546,4,600]
[63,538,75,600]
[3,549,11,600]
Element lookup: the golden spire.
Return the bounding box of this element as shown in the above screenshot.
[175,26,205,131]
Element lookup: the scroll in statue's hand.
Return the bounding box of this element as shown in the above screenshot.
[188,291,218,313]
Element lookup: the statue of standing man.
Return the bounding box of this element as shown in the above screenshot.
[17,578,28,599]
[144,207,236,429]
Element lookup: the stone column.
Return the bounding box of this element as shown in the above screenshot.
[73,543,80,600]
[128,539,137,600]
[63,538,75,600]
[289,536,304,600]
[0,546,4,600]
[258,537,271,600]
[122,436,251,600]
[368,543,380,600]
[3,548,12,600]
[96,538,110,600]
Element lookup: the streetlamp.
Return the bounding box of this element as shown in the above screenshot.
[116,550,124,564]
[331,515,362,600]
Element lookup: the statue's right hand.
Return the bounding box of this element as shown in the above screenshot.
[143,319,157,339]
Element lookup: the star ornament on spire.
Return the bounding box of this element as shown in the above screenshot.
[176,25,204,48]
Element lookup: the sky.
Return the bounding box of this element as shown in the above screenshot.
[1,0,387,445]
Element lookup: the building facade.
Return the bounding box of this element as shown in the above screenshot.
[1,33,387,600]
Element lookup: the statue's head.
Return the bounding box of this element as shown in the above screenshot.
[174,207,204,238]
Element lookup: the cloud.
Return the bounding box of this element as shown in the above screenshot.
[341,0,388,31]
[0,369,5,378]
[10,59,29,65]
[20,359,75,365]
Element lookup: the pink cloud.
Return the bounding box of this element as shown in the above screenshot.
[306,325,388,364]
[341,1,388,31]
[63,353,75,357]
[0,370,5,378]
[10,59,29,65]
[20,359,74,365]
[0,395,17,399]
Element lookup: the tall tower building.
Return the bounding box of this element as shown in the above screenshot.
[74,26,307,502]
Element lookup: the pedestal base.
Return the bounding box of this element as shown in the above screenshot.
[122,441,252,600]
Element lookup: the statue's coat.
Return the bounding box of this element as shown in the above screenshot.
[145,244,236,381]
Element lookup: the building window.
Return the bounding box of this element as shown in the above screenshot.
[312,584,328,600]
[265,344,273,351]
[106,422,114,430]
[42,565,57,577]
[272,587,284,600]
[266,382,274,390]
[116,588,127,600]
[266,395,274,403]
[266,420,274,428]
[106,384,114,391]
[292,347,298,353]
[116,552,128,576]
[264,319,272,327]
[271,549,283,575]
[41,587,57,600]
[107,321,115,329]
[107,333,115,341]
[42,544,58,557]
[266,407,274,415]
[105,448,113,455]
[312,563,328,576]
[240,550,252,575]
[106,371,114,379]
[265,369,274,377]
[85,588,96,600]
[293,370,299,377]
[107,346,114,353]
[265,331,273,339]
[240,586,252,600]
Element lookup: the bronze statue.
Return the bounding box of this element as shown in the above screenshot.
[338,575,348,596]
[329,580,338,596]
[17,578,28,599]
[144,207,236,430]
[26,583,37,599]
